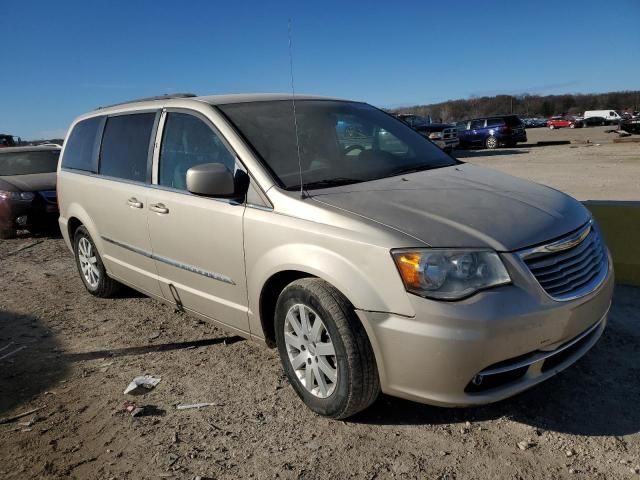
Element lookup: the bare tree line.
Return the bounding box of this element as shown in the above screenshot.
[390,90,640,122]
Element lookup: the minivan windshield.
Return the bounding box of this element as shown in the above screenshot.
[0,150,60,176]
[219,100,456,190]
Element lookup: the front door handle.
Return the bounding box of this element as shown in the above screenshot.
[150,203,169,214]
[127,197,143,209]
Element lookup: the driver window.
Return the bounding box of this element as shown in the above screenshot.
[159,113,235,190]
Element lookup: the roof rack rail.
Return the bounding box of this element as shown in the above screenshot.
[96,93,197,110]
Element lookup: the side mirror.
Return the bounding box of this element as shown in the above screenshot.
[186,163,236,197]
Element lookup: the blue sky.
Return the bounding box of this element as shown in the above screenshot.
[1,0,639,139]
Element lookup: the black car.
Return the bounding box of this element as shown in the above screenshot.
[620,117,640,134]
[457,115,527,149]
[574,116,606,128]
[0,146,60,238]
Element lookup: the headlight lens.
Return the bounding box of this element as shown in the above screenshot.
[428,132,443,139]
[0,191,35,201]
[391,249,511,300]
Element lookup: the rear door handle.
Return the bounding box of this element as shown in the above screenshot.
[127,197,143,209]
[150,203,169,214]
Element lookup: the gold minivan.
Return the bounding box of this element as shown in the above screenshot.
[58,93,613,418]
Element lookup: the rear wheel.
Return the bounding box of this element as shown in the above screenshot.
[73,225,120,297]
[275,278,380,419]
[485,136,498,149]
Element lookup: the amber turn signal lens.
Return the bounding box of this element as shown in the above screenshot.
[393,252,422,290]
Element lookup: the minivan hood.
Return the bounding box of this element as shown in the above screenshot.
[0,172,56,192]
[311,164,590,251]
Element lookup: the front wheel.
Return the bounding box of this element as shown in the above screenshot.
[73,225,121,297]
[275,278,380,419]
[549,124,555,129]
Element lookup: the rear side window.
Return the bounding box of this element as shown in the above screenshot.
[62,117,103,172]
[487,118,505,127]
[470,119,485,129]
[100,113,156,182]
[503,116,523,127]
[159,113,235,190]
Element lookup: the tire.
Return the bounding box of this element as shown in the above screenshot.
[549,125,555,129]
[485,136,498,149]
[570,123,576,128]
[275,278,380,419]
[0,228,17,239]
[73,225,120,297]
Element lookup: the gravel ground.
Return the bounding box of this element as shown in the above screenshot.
[0,129,639,479]
[459,126,640,201]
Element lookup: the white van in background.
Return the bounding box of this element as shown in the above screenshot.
[583,110,623,124]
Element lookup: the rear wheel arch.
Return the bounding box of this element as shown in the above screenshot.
[67,216,83,245]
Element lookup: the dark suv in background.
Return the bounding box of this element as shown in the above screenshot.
[457,115,527,149]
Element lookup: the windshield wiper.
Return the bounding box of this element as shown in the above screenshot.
[384,164,437,177]
[289,177,363,191]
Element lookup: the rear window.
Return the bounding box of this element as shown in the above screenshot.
[486,118,505,127]
[62,117,103,172]
[99,113,156,182]
[0,150,60,176]
[503,115,524,127]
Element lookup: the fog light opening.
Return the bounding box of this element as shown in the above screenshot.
[16,216,28,226]
[472,374,483,386]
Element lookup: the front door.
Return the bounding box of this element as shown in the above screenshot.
[146,111,249,333]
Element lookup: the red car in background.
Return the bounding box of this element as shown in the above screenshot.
[547,116,576,129]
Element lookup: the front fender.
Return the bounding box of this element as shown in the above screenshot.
[245,240,416,340]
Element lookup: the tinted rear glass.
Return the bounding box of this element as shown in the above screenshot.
[486,118,505,127]
[0,150,60,176]
[62,117,103,172]
[504,115,524,127]
[99,113,156,182]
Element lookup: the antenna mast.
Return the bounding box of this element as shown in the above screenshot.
[288,19,305,198]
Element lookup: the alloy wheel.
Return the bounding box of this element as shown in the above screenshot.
[284,304,338,398]
[78,237,100,288]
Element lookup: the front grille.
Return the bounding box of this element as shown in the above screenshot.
[521,223,607,300]
[442,127,458,140]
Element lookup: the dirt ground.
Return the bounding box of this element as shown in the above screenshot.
[1,128,639,479]
[459,126,640,201]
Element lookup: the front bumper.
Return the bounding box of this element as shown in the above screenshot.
[356,250,614,406]
[433,138,460,150]
[0,196,59,231]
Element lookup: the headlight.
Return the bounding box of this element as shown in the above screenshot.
[0,191,35,201]
[391,249,511,300]
[428,132,443,139]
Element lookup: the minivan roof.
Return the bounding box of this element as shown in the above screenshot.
[95,93,345,111]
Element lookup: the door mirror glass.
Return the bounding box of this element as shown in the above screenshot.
[186,163,235,197]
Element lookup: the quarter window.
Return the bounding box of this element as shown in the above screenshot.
[158,113,236,191]
[62,116,103,172]
[99,113,156,182]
